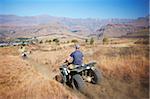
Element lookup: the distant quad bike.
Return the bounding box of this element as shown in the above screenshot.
[56,62,102,92]
[21,52,28,59]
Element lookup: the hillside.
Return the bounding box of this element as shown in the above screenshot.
[0,15,149,40]
[0,47,82,99]
[0,41,149,99]
[96,24,141,38]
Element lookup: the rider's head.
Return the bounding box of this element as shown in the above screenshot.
[75,44,80,50]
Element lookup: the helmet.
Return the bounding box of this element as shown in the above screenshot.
[75,44,80,49]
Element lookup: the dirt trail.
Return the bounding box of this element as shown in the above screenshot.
[26,57,54,79]
[24,50,103,99]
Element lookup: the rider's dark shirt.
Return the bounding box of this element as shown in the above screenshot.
[70,50,83,65]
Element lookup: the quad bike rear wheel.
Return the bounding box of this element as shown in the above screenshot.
[90,69,102,84]
[72,74,85,92]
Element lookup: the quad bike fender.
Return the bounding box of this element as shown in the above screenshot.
[71,68,84,72]
[85,62,96,67]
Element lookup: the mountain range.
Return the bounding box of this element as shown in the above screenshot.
[0,15,149,40]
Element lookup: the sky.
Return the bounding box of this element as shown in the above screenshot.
[0,0,149,19]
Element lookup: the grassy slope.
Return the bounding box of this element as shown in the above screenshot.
[0,40,149,99]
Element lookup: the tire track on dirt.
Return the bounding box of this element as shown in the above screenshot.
[25,57,53,79]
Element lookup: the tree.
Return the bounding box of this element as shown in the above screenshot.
[103,37,109,44]
[71,39,78,43]
[21,41,26,46]
[85,39,88,43]
[53,38,59,44]
[45,39,51,44]
[45,40,48,43]
[39,40,43,44]
[90,38,94,45]
[48,40,52,44]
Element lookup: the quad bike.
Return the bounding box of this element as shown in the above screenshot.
[21,52,28,59]
[56,61,103,92]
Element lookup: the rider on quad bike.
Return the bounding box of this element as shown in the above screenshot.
[20,45,28,59]
[66,44,84,69]
[56,44,102,92]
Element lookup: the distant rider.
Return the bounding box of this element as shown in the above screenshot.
[20,45,27,58]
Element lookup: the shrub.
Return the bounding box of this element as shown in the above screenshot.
[45,40,48,43]
[71,39,78,43]
[90,38,94,45]
[134,39,149,45]
[48,40,52,44]
[53,38,59,44]
[103,37,109,44]
[21,41,26,46]
[45,40,51,44]
[85,39,88,43]
[39,40,43,44]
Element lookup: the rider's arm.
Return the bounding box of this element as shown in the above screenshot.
[66,56,73,63]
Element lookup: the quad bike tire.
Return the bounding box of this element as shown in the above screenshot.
[90,69,102,84]
[55,74,63,83]
[72,74,85,92]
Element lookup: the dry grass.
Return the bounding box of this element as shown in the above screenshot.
[29,43,149,98]
[0,41,149,99]
[0,55,78,99]
[0,46,19,56]
[93,46,149,82]
[86,46,149,98]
